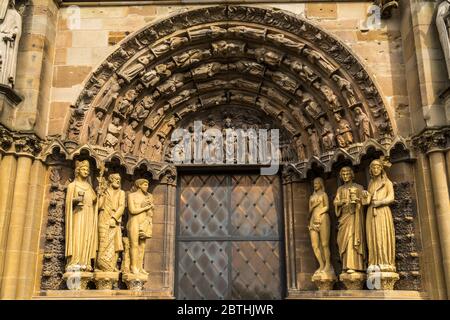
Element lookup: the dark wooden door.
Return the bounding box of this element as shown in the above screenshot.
[176,174,284,300]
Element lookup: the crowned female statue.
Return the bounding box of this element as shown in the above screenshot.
[65,160,98,272]
[364,158,396,272]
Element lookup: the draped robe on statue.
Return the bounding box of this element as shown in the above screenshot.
[97,187,125,272]
[334,183,366,272]
[366,178,396,271]
[65,180,98,270]
[0,4,22,86]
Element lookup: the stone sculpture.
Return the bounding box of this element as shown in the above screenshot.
[436,0,450,79]
[354,107,371,142]
[0,0,21,87]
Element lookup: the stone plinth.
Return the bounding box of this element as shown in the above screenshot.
[122,273,148,291]
[339,272,366,290]
[93,271,119,290]
[0,84,22,130]
[287,290,427,300]
[33,290,175,300]
[367,271,400,290]
[312,272,337,290]
[63,271,94,290]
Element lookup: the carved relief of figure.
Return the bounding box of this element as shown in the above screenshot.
[267,33,305,53]
[139,128,151,157]
[104,116,122,150]
[121,120,139,154]
[140,63,172,88]
[436,0,450,79]
[191,62,224,79]
[88,110,104,145]
[115,88,139,118]
[303,48,336,74]
[332,74,357,106]
[0,0,22,87]
[256,97,280,117]
[354,107,371,142]
[334,113,354,148]
[303,93,322,119]
[65,160,98,272]
[364,158,396,272]
[290,105,311,129]
[173,48,211,68]
[268,70,298,93]
[318,117,335,151]
[127,179,154,275]
[188,25,227,40]
[334,167,366,274]
[313,81,341,112]
[309,177,334,276]
[228,60,264,77]
[120,54,152,82]
[130,98,151,122]
[92,78,122,111]
[294,135,307,161]
[228,25,266,40]
[308,127,321,157]
[96,173,125,272]
[284,57,316,83]
[211,40,245,56]
[151,36,188,56]
[252,47,283,66]
[157,73,185,95]
[150,134,165,160]
[278,113,298,135]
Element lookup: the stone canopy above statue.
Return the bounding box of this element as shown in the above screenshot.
[58,5,398,176]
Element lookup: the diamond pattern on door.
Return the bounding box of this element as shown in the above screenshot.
[176,174,284,300]
[177,241,228,300]
[231,241,281,299]
[179,175,228,237]
[231,175,280,237]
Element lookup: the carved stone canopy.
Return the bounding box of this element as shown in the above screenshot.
[62,5,395,173]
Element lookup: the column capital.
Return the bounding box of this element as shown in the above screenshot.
[412,127,450,154]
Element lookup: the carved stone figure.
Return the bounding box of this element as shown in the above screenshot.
[127,179,154,275]
[268,70,298,93]
[92,78,122,111]
[120,54,152,82]
[308,127,321,157]
[151,36,188,56]
[130,98,151,122]
[191,62,224,79]
[121,120,139,154]
[211,40,245,56]
[65,160,98,272]
[139,128,151,157]
[115,88,139,118]
[290,105,311,129]
[173,48,211,67]
[140,63,172,88]
[104,116,122,150]
[318,117,335,151]
[157,73,184,95]
[253,47,283,66]
[364,158,396,272]
[354,107,372,142]
[309,178,335,279]
[228,60,264,76]
[284,57,316,83]
[334,113,354,148]
[313,81,341,112]
[303,93,322,119]
[332,74,357,106]
[0,0,21,87]
[150,134,165,160]
[294,136,306,161]
[436,0,450,79]
[303,48,336,74]
[96,173,125,272]
[267,33,305,52]
[87,110,104,145]
[334,167,366,274]
[228,25,265,39]
[188,25,227,40]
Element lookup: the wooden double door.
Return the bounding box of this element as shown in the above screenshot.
[176,173,284,300]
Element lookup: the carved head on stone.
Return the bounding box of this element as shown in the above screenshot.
[135,178,149,193]
[75,160,90,179]
[108,173,121,189]
[339,166,354,184]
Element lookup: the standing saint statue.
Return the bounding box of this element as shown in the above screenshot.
[309,177,334,276]
[364,158,396,272]
[65,160,98,272]
[96,173,125,272]
[436,0,450,80]
[333,167,366,274]
[127,179,154,275]
[0,0,22,87]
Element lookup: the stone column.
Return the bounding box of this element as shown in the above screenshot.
[0,155,17,290]
[446,149,450,187]
[16,160,47,299]
[0,156,33,299]
[428,150,450,295]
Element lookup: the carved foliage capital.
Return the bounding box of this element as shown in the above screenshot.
[412,127,450,154]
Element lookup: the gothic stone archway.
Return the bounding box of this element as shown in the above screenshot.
[39,5,409,299]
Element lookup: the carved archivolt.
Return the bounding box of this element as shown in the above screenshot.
[62,5,396,172]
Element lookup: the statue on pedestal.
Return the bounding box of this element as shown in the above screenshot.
[0,0,22,87]
[436,0,450,80]
[64,160,98,289]
[309,177,336,290]
[364,158,399,290]
[334,166,367,289]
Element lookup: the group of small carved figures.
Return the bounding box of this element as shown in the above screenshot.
[308,158,399,290]
[64,160,154,291]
